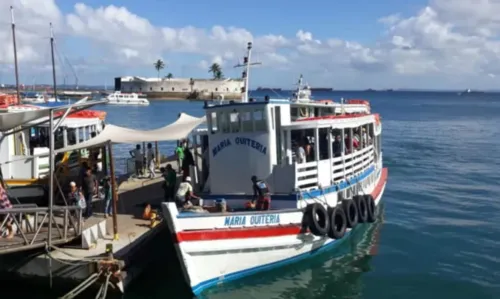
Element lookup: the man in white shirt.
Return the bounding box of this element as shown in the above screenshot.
[146,143,156,178]
[175,176,201,207]
[295,141,306,164]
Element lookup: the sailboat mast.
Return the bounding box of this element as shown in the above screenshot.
[10,6,21,104]
[50,23,57,99]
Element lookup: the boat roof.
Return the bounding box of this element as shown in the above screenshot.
[203,98,369,110]
[24,116,102,128]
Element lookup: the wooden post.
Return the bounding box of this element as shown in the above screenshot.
[155,141,160,168]
[108,142,119,240]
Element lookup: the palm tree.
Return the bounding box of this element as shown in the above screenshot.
[154,59,165,79]
[209,63,223,80]
[165,73,173,79]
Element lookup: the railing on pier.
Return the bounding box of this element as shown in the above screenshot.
[295,144,375,190]
[0,205,83,255]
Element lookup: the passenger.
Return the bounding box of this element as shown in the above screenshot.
[295,140,306,164]
[182,145,195,180]
[146,143,156,179]
[162,164,177,202]
[175,141,185,174]
[361,127,368,146]
[251,175,271,211]
[332,135,343,158]
[175,176,201,208]
[130,144,143,177]
[102,177,113,218]
[82,167,97,219]
[0,183,13,239]
[68,181,86,220]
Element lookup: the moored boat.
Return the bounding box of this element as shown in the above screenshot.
[106,91,149,106]
[161,41,388,296]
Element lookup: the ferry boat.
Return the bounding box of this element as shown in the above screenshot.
[21,92,60,104]
[291,74,312,101]
[106,91,150,106]
[0,103,106,186]
[161,42,388,296]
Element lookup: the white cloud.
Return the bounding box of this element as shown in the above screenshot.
[1,0,500,89]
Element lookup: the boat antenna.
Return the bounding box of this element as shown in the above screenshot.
[10,6,21,104]
[234,42,261,103]
[50,23,57,100]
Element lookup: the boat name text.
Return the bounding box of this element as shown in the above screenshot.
[223,214,280,226]
[212,137,267,157]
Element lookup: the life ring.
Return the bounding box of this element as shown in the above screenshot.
[364,194,376,222]
[327,206,347,239]
[305,203,329,236]
[353,195,368,223]
[342,200,358,228]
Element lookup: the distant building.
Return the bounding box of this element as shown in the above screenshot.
[114,76,244,100]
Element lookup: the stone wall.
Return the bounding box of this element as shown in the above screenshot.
[119,78,244,100]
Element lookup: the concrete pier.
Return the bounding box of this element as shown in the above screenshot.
[8,168,170,295]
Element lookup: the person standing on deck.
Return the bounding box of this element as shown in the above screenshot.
[175,141,185,174]
[146,143,156,178]
[182,145,195,180]
[162,164,177,201]
[250,175,271,211]
[102,177,113,218]
[295,140,306,164]
[130,144,143,177]
[82,167,97,219]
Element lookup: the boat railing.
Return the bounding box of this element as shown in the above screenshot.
[295,144,375,190]
[0,205,83,255]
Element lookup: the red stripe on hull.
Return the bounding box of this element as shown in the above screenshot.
[175,168,388,243]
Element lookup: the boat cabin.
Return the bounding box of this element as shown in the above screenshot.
[196,98,382,199]
[0,108,105,182]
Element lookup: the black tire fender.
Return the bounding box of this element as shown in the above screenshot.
[353,195,368,223]
[364,194,376,223]
[305,203,330,236]
[342,200,359,228]
[327,206,347,239]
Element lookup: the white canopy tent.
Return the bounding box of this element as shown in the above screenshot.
[55,112,206,153]
[0,97,99,133]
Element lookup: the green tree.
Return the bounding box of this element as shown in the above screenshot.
[209,63,223,79]
[165,73,173,79]
[154,59,165,79]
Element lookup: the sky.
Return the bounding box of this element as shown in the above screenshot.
[1,0,500,90]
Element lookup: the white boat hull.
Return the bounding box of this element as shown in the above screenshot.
[162,167,388,296]
[106,100,149,106]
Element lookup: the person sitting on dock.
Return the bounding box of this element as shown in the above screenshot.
[175,176,201,208]
[0,182,14,239]
[130,144,143,177]
[146,143,156,179]
[250,175,271,211]
[162,164,177,202]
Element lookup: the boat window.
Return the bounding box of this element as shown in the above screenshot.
[240,111,253,132]
[229,109,241,133]
[253,109,267,131]
[209,112,217,134]
[216,111,230,133]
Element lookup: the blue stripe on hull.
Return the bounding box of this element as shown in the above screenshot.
[203,165,375,202]
[192,228,354,296]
